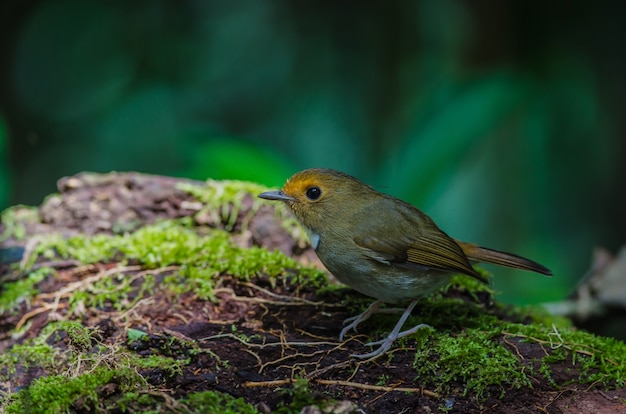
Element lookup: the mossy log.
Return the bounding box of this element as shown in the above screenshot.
[0,172,624,413]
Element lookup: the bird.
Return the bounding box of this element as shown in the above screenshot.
[258,168,552,358]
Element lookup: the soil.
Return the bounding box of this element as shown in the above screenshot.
[1,172,625,413]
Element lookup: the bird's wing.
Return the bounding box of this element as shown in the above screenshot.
[354,231,484,281]
[351,197,485,282]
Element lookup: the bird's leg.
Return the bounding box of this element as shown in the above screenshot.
[340,299,383,341]
[342,303,404,325]
[351,298,430,359]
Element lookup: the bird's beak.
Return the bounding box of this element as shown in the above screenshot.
[258,190,295,202]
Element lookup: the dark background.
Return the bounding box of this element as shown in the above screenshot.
[1,0,625,304]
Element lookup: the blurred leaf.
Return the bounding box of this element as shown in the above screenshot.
[92,86,182,172]
[385,72,526,206]
[14,0,133,121]
[2,0,621,306]
[186,138,294,187]
[127,328,148,341]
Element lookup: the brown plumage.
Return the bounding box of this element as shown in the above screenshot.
[259,168,551,358]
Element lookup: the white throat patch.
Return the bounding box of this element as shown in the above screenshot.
[305,227,321,250]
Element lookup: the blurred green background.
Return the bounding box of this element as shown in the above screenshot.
[1,1,624,305]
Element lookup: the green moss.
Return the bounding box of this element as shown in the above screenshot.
[5,367,140,414]
[180,178,312,245]
[376,374,391,386]
[101,389,261,414]
[45,219,325,284]
[333,266,626,400]
[338,280,626,402]
[179,179,267,209]
[406,310,626,401]
[0,324,104,386]
[413,327,531,399]
[272,379,354,414]
[41,219,205,266]
[179,179,269,231]
[37,320,95,346]
[0,324,200,413]
[506,321,626,388]
[0,179,326,320]
[275,379,320,413]
[69,270,136,311]
[42,320,95,351]
[182,390,259,414]
[1,321,191,385]
[128,354,187,376]
[168,264,218,301]
[3,219,327,314]
[446,270,497,297]
[127,330,228,369]
[0,206,38,241]
[0,343,58,382]
[4,178,625,409]
[113,391,175,413]
[0,267,53,313]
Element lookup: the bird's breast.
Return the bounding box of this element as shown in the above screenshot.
[315,241,451,303]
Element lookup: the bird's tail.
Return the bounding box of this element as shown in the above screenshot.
[457,241,552,276]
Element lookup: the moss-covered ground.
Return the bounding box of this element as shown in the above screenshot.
[0,172,624,413]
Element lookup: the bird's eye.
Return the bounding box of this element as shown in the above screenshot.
[305,186,322,200]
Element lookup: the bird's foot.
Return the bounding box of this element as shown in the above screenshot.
[350,299,430,359]
[363,323,431,348]
[339,299,382,341]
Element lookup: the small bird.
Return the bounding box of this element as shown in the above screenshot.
[258,168,551,358]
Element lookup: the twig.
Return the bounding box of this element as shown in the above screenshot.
[242,378,441,399]
[502,335,524,360]
[37,265,143,301]
[200,332,339,348]
[213,287,337,307]
[315,379,441,399]
[19,236,42,270]
[502,331,619,364]
[15,302,67,330]
[243,379,292,387]
[239,281,343,307]
[305,360,356,380]
[259,349,331,373]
